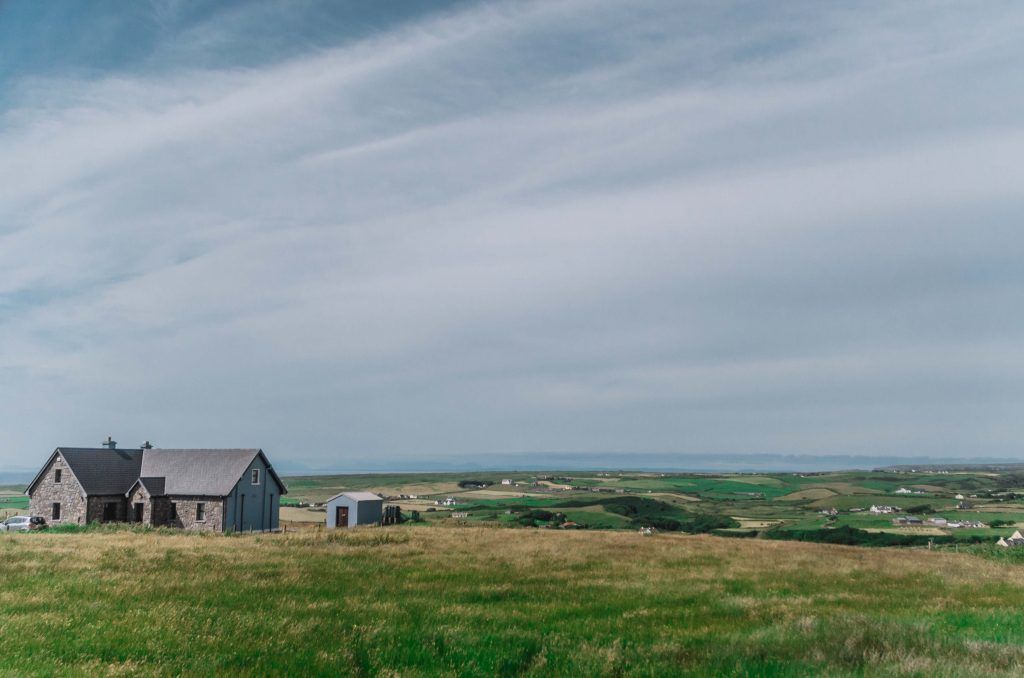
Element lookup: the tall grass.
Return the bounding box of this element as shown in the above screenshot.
[1,527,1023,675]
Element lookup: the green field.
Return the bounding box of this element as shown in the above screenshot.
[0,493,29,519]
[2,526,1024,675]
[0,495,28,509]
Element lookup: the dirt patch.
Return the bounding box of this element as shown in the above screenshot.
[281,507,325,523]
[777,488,837,502]
[646,492,700,503]
[733,518,781,529]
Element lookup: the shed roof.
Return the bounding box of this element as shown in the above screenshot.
[58,448,143,495]
[327,491,383,503]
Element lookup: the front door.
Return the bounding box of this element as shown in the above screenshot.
[133,502,144,523]
[336,506,349,528]
[103,502,118,522]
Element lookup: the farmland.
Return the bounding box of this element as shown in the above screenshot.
[0,488,29,519]
[280,469,1024,545]
[0,526,1022,675]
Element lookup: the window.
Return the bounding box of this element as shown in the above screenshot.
[196,502,206,522]
[54,469,62,484]
[52,503,61,520]
[169,503,177,521]
[251,469,261,485]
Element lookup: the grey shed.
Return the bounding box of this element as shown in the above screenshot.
[325,491,383,528]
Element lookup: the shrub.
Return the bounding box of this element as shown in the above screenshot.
[680,514,740,533]
[518,510,554,525]
[765,525,988,548]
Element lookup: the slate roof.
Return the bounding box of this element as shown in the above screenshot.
[137,477,166,496]
[28,447,287,498]
[58,448,143,495]
[327,491,383,503]
[140,449,285,496]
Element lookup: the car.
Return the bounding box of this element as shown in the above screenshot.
[0,516,47,532]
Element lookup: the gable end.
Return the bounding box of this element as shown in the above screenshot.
[26,450,86,499]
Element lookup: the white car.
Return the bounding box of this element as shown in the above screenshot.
[0,516,47,532]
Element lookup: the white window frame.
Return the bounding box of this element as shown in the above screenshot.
[251,469,261,485]
[195,502,206,522]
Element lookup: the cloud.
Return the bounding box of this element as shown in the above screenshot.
[0,0,1022,464]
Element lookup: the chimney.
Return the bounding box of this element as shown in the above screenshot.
[141,440,153,449]
[102,436,117,450]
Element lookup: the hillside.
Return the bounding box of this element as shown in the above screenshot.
[2,527,1024,675]
[280,470,1024,546]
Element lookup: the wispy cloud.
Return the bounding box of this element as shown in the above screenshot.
[0,0,1022,464]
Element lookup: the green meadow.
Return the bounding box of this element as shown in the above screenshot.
[2,526,1024,675]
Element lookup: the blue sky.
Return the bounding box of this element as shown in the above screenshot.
[1,0,1022,469]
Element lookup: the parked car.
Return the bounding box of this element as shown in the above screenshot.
[0,516,46,532]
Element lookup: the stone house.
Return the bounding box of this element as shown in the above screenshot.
[26,445,287,532]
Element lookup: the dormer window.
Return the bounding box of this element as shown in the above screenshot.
[251,469,261,485]
[54,469,62,484]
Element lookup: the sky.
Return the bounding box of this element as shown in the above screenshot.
[1,0,1022,470]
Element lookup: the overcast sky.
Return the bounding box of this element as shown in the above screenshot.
[1,0,1022,469]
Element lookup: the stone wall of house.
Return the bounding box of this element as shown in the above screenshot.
[28,454,87,525]
[128,486,151,524]
[169,496,224,532]
[151,497,175,527]
[86,496,128,523]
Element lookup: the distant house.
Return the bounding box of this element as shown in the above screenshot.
[929,516,985,529]
[894,487,924,495]
[325,492,384,528]
[957,500,974,510]
[893,516,923,526]
[869,505,901,514]
[998,530,1024,548]
[26,444,286,532]
[501,479,513,485]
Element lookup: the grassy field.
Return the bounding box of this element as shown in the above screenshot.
[3,526,1024,675]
